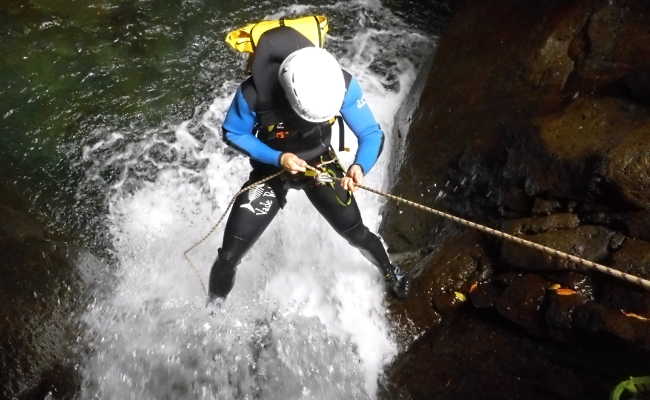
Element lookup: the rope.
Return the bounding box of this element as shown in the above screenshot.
[348,180,650,292]
[184,162,650,296]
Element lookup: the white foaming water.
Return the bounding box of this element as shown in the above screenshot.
[80,2,433,399]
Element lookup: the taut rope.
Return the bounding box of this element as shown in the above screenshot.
[319,166,650,292]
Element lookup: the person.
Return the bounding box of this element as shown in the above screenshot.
[209,25,409,303]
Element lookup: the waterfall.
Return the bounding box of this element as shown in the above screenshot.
[78,2,434,398]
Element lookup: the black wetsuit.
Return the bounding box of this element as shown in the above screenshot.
[209,26,405,300]
[209,157,392,298]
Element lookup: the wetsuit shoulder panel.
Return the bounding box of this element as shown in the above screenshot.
[223,81,282,167]
[340,77,384,174]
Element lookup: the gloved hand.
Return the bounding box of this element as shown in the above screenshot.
[341,164,363,192]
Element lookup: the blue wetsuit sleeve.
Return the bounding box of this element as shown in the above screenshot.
[222,87,283,167]
[340,77,384,174]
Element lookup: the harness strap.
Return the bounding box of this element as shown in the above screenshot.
[336,116,346,152]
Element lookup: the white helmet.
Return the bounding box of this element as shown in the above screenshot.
[278,47,345,123]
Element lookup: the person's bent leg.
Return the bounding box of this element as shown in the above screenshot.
[339,221,409,299]
[305,178,409,298]
[209,179,283,302]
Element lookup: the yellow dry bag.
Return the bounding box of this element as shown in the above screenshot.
[225,15,328,53]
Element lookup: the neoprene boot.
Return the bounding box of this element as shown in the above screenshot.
[208,249,237,303]
[342,222,411,299]
[208,235,250,302]
[381,263,410,299]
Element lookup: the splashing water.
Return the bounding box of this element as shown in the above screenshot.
[79,2,434,399]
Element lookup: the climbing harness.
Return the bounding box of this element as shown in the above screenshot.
[184,162,650,296]
[225,15,328,53]
[255,117,345,154]
[350,179,650,292]
[303,158,337,184]
[304,156,352,206]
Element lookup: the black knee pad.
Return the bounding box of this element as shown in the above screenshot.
[218,234,251,265]
[216,247,241,266]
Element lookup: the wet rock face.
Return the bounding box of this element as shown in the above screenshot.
[382,0,650,250]
[532,96,650,208]
[502,212,580,235]
[501,225,616,271]
[389,230,490,333]
[0,184,85,399]
[383,0,650,399]
[386,309,649,400]
[606,126,650,208]
[574,1,650,101]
